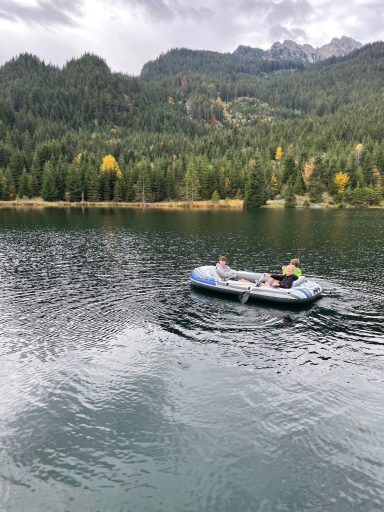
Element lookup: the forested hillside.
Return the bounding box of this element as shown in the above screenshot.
[0,43,383,206]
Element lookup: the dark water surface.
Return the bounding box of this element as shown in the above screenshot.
[0,207,383,512]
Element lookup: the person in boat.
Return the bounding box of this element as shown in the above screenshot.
[216,256,238,280]
[216,256,252,282]
[283,258,302,278]
[260,264,299,289]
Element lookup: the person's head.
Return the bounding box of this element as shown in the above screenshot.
[285,264,296,276]
[218,255,227,267]
[290,258,301,268]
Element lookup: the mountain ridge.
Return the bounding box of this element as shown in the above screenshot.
[233,36,362,64]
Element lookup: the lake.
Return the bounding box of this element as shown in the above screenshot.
[0,207,383,512]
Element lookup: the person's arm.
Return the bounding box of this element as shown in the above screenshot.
[271,274,283,282]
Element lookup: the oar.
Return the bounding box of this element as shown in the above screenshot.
[239,280,261,305]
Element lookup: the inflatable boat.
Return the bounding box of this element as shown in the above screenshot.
[189,266,322,305]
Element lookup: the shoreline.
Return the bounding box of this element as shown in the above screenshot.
[0,197,382,209]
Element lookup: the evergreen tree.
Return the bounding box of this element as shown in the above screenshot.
[113,178,122,202]
[18,169,32,198]
[0,170,6,200]
[308,157,325,203]
[284,180,297,208]
[134,159,152,203]
[211,190,220,204]
[183,158,200,202]
[41,162,57,201]
[85,165,100,201]
[66,164,82,201]
[4,168,16,200]
[243,157,267,208]
[282,155,296,184]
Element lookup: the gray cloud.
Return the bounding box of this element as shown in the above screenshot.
[236,0,273,15]
[0,0,84,27]
[269,24,307,41]
[0,10,15,21]
[0,0,380,75]
[116,0,213,22]
[265,0,313,26]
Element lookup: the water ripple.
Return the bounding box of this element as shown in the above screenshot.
[1,208,384,512]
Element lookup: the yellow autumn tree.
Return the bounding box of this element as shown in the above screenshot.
[275,146,283,161]
[74,153,82,165]
[302,158,314,188]
[355,143,363,160]
[100,154,122,178]
[167,96,175,105]
[270,174,279,197]
[334,172,350,194]
[215,96,223,105]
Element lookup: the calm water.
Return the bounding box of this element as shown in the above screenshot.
[0,207,383,512]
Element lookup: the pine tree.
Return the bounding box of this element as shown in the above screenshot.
[113,178,122,202]
[65,164,82,202]
[4,168,16,200]
[85,165,100,201]
[183,158,200,203]
[18,169,32,198]
[308,157,325,203]
[282,155,296,184]
[211,190,220,204]
[284,180,297,208]
[134,159,152,203]
[41,162,57,201]
[0,170,6,200]
[243,157,267,208]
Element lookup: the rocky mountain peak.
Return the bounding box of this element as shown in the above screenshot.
[233,36,362,65]
[316,36,363,60]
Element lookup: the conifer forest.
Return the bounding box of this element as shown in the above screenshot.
[1,43,384,207]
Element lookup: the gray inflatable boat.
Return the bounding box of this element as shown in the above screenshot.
[190,265,322,304]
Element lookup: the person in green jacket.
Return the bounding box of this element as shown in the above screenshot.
[283,258,302,278]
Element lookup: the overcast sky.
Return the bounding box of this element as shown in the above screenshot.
[0,0,383,75]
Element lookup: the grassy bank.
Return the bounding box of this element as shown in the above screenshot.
[0,198,244,209]
[0,196,381,209]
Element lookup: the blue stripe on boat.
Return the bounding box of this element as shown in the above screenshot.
[189,270,216,286]
[295,288,311,298]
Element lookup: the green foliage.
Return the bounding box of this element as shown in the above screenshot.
[282,156,296,183]
[85,166,100,201]
[244,157,267,208]
[183,159,200,202]
[0,45,384,206]
[348,184,383,206]
[18,169,33,198]
[41,162,57,201]
[284,181,297,208]
[134,159,153,203]
[66,164,82,202]
[308,157,326,203]
[211,190,220,203]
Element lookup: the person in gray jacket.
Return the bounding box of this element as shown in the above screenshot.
[216,255,237,280]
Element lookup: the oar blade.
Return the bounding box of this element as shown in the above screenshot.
[239,291,250,305]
